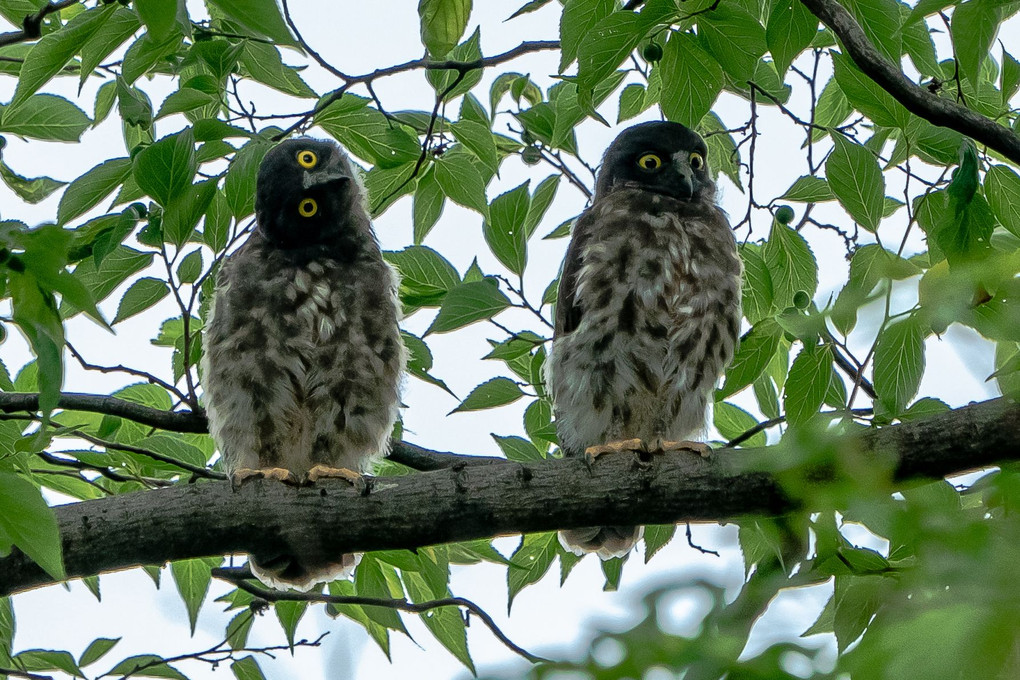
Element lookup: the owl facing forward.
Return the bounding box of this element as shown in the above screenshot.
[549,121,742,560]
[202,138,404,590]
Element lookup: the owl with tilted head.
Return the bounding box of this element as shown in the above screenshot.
[202,138,404,590]
[548,121,742,560]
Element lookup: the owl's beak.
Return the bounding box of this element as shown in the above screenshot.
[302,156,351,190]
[671,153,695,200]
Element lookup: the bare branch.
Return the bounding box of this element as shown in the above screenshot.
[798,0,1020,165]
[0,392,207,433]
[0,0,79,49]
[1,398,1015,598]
[212,567,545,663]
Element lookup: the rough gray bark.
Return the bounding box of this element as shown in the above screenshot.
[0,398,1017,596]
[799,0,1020,165]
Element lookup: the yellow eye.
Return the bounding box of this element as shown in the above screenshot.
[298,198,318,217]
[637,153,662,170]
[689,152,705,170]
[296,150,318,168]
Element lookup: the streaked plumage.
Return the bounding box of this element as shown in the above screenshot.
[549,121,742,559]
[202,138,404,590]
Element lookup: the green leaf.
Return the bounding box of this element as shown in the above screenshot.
[985,165,1020,239]
[133,128,197,207]
[714,401,767,447]
[224,137,272,219]
[65,246,153,315]
[831,51,909,128]
[177,250,203,284]
[155,87,217,119]
[170,556,219,635]
[844,0,902,61]
[576,11,647,95]
[426,27,483,99]
[492,434,544,461]
[873,316,926,415]
[413,168,445,244]
[402,331,455,396]
[135,0,182,40]
[226,611,254,650]
[10,4,114,107]
[559,0,615,72]
[13,650,82,677]
[315,96,420,169]
[365,161,419,216]
[105,654,188,679]
[1002,49,1020,105]
[740,243,775,324]
[238,41,317,99]
[507,532,557,610]
[78,637,121,667]
[483,181,530,275]
[718,319,783,398]
[117,77,154,129]
[122,30,182,85]
[325,580,391,658]
[202,191,231,253]
[524,175,558,237]
[452,377,524,413]
[618,82,648,122]
[113,277,170,325]
[0,472,64,580]
[79,8,141,89]
[205,0,297,46]
[57,157,132,225]
[658,30,724,127]
[354,555,407,634]
[700,4,768,80]
[766,0,818,76]
[274,600,308,649]
[426,279,510,334]
[951,0,1000,96]
[783,343,833,426]
[0,94,90,142]
[450,118,499,174]
[780,175,834,203]
[433,152,490,218]
[163,179,218,246]
[763,220,818,309]
[643,524,676,563]
[826,134,885,232]
[418,0,472,57]
[386,245,460,307]
[0,159,64,204]
[230,656,267,680]
[403,571,474,672]
[834,574,884,653]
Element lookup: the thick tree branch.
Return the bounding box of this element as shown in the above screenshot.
[0,398,1016,597]
[798,0,1020,165]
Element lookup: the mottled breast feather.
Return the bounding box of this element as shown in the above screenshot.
[550,189,741,457]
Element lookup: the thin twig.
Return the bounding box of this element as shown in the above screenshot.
[66,341,188,403]
[212,567,547,663]
[0,0,79,48]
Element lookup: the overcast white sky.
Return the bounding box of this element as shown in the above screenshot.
[1,2,1013,679]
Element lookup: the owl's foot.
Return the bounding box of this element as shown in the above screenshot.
[304,465,363,486]
[230,467,300,491]
[583,438,644,464]
[651,439,712,459]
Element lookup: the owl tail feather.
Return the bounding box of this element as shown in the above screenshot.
[248,552,362,592]
[558,525,643,561]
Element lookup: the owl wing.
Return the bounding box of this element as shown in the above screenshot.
[554,209,598,337]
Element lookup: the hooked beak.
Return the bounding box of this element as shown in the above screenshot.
[302,155,350,190]
[671,152,695,200]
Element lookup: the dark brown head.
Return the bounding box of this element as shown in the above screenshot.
[254,138,365,249]
[594,121,715,203]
